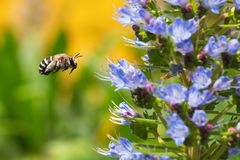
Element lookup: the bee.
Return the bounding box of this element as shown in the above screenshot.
[39,53,82,75]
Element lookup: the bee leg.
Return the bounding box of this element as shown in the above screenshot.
[62,67,69,71]
[69,68,75,74]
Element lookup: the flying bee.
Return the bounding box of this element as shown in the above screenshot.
[39,53,82,75]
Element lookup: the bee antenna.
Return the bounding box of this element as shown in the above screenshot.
[74,53,83,59]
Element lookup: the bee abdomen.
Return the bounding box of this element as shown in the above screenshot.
[39,56,53,75]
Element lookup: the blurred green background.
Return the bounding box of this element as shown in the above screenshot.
[0,0,140,159]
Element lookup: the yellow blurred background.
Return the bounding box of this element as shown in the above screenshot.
[0,0,141,159]
[0,0,135,58]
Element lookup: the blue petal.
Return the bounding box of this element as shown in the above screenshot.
[233,0,240,9]
[166,113,189,146]
[143,17,167,37]
[164,84,187,104]
[228,148,240,159]
[192,110,207,127]
[202,90,217,105]
[164,0,189,7]
[203,0,226,14]
[190,66,212,89]
[187,87,205,108]
[227,39,240,55]
[108,59,148,90]
[119,138,134,153]
[236,122,240,132]
[204,35,227,58]
[153,86,166,99]
[176,39,193,55]
[213,76,233,91]
[116,5,149,26]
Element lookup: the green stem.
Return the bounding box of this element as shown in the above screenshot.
[192,130,201,160]
[209,103,234,124]
[218,24,240,28]
[209,143,228,160]
[206,110,240,116]
[158,113,167,128]
[211,65,222,81]
[131,117,160,125]
[134,143,181,152]
[153,104,168,128]
[210,13,229,27]
[200,142,219,159]
[168,37,177,64]
[163,9,181,14]
[180,70,189,87]
[217,28,229,36]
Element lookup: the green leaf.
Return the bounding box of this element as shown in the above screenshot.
[130,122,148,140]
[233,95,240,113]
[147,49,169,67]
[224,68,240,76]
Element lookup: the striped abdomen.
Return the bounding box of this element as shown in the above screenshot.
[39,56,54,75]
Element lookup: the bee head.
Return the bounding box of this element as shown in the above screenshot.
[69,53,82,74]
[70,58,78,69]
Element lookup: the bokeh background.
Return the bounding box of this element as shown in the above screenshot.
[0,0,142,159]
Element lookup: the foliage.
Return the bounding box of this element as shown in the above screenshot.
[97,0,240,159]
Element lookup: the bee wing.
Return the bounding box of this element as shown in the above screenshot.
[45,61,57,74]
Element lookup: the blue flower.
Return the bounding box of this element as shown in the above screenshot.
[166,113,189,146]
[164,0,189,7]
[159,155,171,160]
[169,18,199,44]
[97,137,166,159]
[201,90,217,105]
[190,66,212,90]
[107,59,148,90]
[97,137,143,158]
[141,54,152,67]
[227,39,240,55]
[236,122,240,131]
[235,80,240,96]
[175,39,194,55]
[153,86,167,99]
[143,154,171,160]
[213,76,233,91]
[128,0,148,6]
[143,17,168,37]
[187,87,216,108]
[109,102,138,125]
[158,84,187,104]
[115,5,151,26]
[203,0,226,14]
[187,87,205,108]
[192,110,207,127]
[228,148,240,159]
[159,156,171,160]
[123,37,153,48]
[169,64,183,76]
[233,0,240,9]
[203,35,227,58]
[169,18,199,55]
